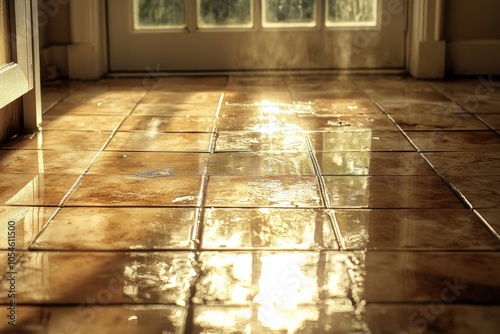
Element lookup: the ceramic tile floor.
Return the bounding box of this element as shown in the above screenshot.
[1,75,500,333]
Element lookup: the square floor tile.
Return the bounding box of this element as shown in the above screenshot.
[206,176,322,207]
[1,131,112,151]
[477,114,500,129]
[462,97,500,113]
[0,306,187,334]
[224,91,292,104]
[217,114,301,132]
[379,102,466,114]
[332,209,499,250]
[119,116,216,133]
[193,252,362,305]
[215,131,309,152]
[66,175,203,206]
[315,152,434,175]
[423,152,500,176]
[407,131,500,152]
[448,176,500,208]
[32,207,199,250]
[0,206,57,250]
[0,252,195,304]
[364,252,500,303]
[143,91,222,104]
[202,208,338,250]
[0,150,97,174]
[309,131,414,152]
[299,115,398,132]
[369,90,450,103]
[391,113,489,131]
[475,209,500,239]
[207,152,314,176]
[45,101,136,115]
[312,100,383,115]
[0,174,78,206]
[88,152,209,176]
[133,103,218,117]
[106,132,212,152]
[42,115,124,131]
[323,175,463,208]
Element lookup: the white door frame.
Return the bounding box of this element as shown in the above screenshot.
[70,0,448,79]
[1,0,41,132]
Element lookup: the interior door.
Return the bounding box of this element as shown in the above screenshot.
[0,0,33,109]
[108,0,407,72]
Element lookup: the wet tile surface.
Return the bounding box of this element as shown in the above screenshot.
[88,152,209,175]
[309,131,415,152]
[32,208,199,250]
[106,132,213,152]
[323,175,464,208]
[407,131,500,151]
[202,208,338,250]
[206,176,322,207]
[316,152,434,175]
[333,209,499,250]
[0,75,498,333]
[67,175,203,206]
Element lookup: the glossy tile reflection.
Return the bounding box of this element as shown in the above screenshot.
[0,75,498,333]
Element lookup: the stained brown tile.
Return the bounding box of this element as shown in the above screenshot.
[1,131,111,151]
[88,152,208,175]
[66,175,203,206]
[207,152,314,176]
[407,131,500,152]
[462,97,500,113]
[0,306,187,333]
[106,132,212,152]
[224,91,292,104]
[370,90,450,103]
[0,206,57,250]
[424,152,500,176]
[0,150,97,174]
[364,252,500,303]
[32,207,199,250]
[333,209,499,250]
[217,114,301,132]
[448,176,500,208]
[380,101,466,114]
[206,176,322,207]
[323,175,463,208]
[42,115,124,131]
[291,92,369,102]
[133,103,217,116]
[0,252,196,304]
[202,208,338,249]
[392,113,489,131]
[119,116,215,133]
[286,74,360,92]
[312,100,383,115]
[316,152,434,175]
[0,174,78,206]
[478,114,500,129]
[215,131,309,152]
[309,131,415,152]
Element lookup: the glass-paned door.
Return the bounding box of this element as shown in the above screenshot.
[0,0,33,109]
[108,0,407,71]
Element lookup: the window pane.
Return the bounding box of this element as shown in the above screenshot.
[263,0,316,28]
[326,0,377,27]
[198,0,253,29]
[133,0,186,30]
